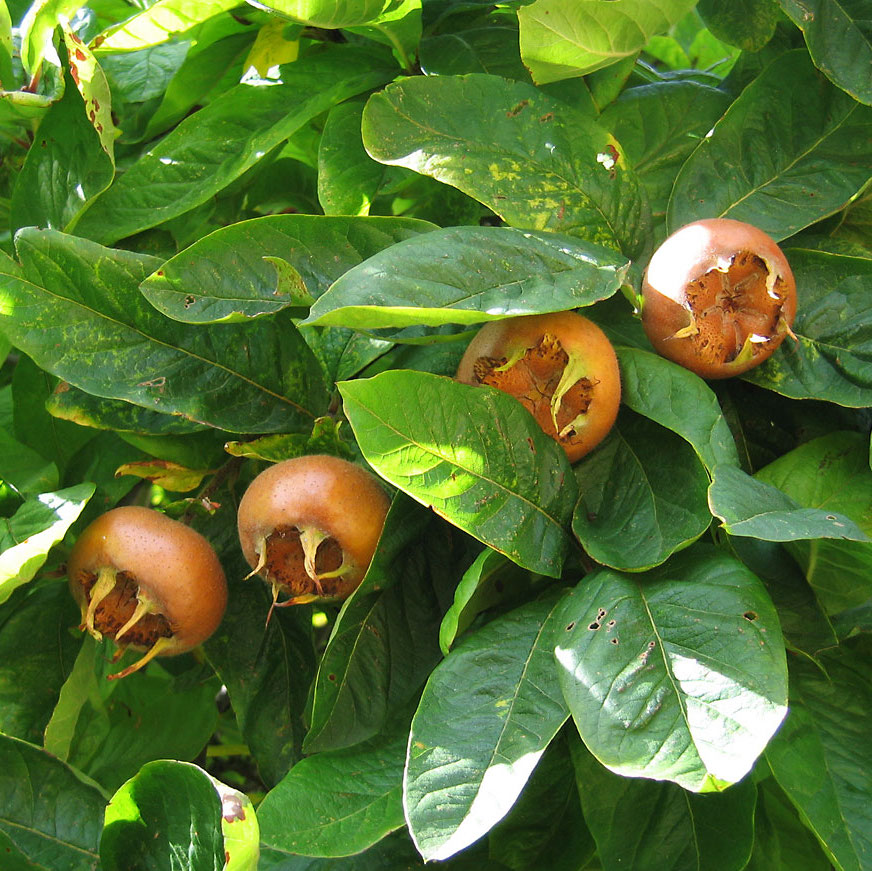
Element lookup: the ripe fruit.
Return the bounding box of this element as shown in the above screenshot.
[641,218,797,379]
[455,310,621,463]
[236,455,390,607]
[67,506,227,680]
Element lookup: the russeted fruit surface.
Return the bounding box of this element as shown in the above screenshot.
[237,454,390,607]
[641,218,797,379]
[455,310,621,463]
[67,506,227,680]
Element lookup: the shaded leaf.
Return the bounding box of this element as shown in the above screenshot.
[304,226,628,331]
[617,347,739,471]
[76,45,398,243]
[140,214,435,323]
[0,229,326,434]
[697,0,780,51]
[570,733,757,871]
[669,50,872,240]
[339,370,577,577]
[114,459,211,492]
[555,547,788,792]
[362,74,651,260]
[259,720,407,857]
[767,648,872,871]
[0,732,106,871]
[405,590,570,861]
[572,410,711,572]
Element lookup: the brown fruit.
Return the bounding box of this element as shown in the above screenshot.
[236,454,390,607]
[641,218,797,379]
[67,506,227,680]
[455,310,621,463]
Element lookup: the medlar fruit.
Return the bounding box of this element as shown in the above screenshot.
[67,506,227,680]
[641,218,797,378]
[455,310,621,463]
[236,454,390,607]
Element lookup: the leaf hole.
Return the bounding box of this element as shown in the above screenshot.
[565,621,576,631]
[588,622,600,631]
[609,637,619,645]
[743,611,758,621]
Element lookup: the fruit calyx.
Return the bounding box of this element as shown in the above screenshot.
[76,565,176,680]
[472,331,595,448]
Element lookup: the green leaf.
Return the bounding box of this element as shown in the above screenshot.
[617,347,739,472]
[0,484,94,604]
[259,830,425,870]
[339,370,577,577]
[19,0,81,74]
[419,25,532,81]
[709,464,868,542]
[100,761,224,871]
[747,777,834,871]
[0,732,106,870]
[668,50,872,240]
[0,584,81,745]
[0,229,327,434]
[555,547,788,792]
[362,74,651,261]
[755,431,872,614]
[745,248,872,407]
[779,0,872,105]
[75,45,398,244]
[405,590,570,862]
[140,214,436,323]
[46,382,208,435]
[304,226,629,331]
[0,427,58,495]
[92,0,241,51]
[10,65,113,234]
[572,410,712,572]
[304,498,453,754]
[488,732,595,871]
[254,0,401,27]
[207,776,259,871]
[259,720,407,857]
[599,81,732,233]
[518,0,698,83]
[766,648,872,871]
[205,568,316,787]
[569,733,757,871]
[697,0,780,51]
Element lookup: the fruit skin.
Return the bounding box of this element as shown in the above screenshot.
[455,310,621,463]
[68,506,227,678]
[237,454,390,605]
[641,218,797,379]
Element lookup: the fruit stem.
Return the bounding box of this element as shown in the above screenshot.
[84,566,118,638]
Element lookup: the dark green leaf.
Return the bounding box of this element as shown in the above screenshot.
[140,214,436,323]
[517,0,698,83]
[755,431,872,614]
[362,74,651,261]
[100,760,224,871]
[405,590,570,861]
[205,559,316,786]
[339,370,577,577]
[0,484,95,604]
[709,464,868,542]
[669,51,872,239]
[746,248,872,407]
[304,497,455,753]
[259,720,407,857]
[0,732,106,871]
[0,229,327,433]
[555,547,788,792]
[697,0,780,50]
[10,66,113,234]
[489,732,594,871]
[572,411,711,571]
[304,227,629,331]
[779,0,872,105]
[419,26,530,81]
[0,584,81,744]
[0,428,58,495]
[617,347,739,471]
[76,45,398,243]
[767,648,872,871]
[570,733,757,871]
[258,829,425,870]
